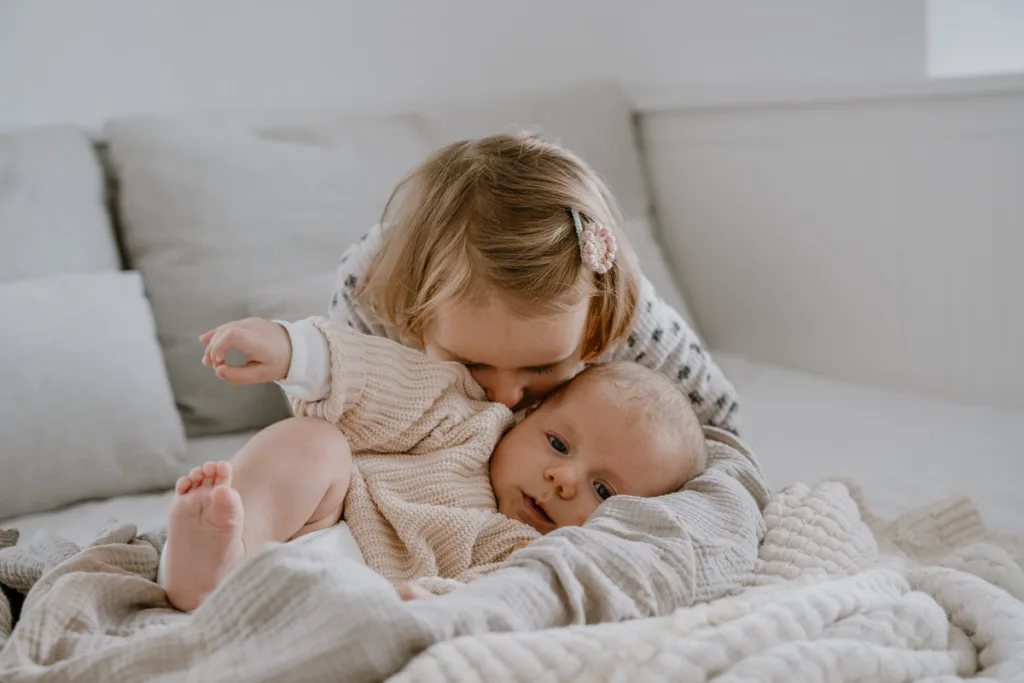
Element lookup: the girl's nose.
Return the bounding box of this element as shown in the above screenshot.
[484,373,524,409]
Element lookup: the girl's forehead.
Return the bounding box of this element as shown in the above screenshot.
[426,299,587,369]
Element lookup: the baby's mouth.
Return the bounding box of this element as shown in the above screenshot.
[524,494,554,526]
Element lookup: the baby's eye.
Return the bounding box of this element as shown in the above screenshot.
[594,482,614,500]
[530,366,556,375]
[547,435,569,455]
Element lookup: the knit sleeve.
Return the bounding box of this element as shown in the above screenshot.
[327,223,396,340]
[290,317,497,453]
[608,276,742,435]
[410,428,770,628]
[410,524,537,596]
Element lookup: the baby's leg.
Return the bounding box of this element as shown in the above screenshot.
[163,417,352,611]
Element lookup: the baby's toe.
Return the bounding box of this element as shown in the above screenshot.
[213,461,233,487]
[199,462,218,487]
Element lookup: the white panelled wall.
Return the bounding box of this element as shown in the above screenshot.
[641,90,1024,410]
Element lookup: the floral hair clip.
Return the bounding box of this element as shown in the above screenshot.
[571,208,617,274]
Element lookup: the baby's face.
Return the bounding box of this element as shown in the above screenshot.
[489,376,693,534]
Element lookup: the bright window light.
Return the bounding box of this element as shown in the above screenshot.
[928,0,1024,78]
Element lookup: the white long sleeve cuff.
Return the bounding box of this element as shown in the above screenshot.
[275,318,331,402]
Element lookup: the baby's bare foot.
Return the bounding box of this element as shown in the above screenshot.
[164,461,245,611]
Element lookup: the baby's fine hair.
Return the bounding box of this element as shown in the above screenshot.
[569,362,708,477]
[357,130,641,359]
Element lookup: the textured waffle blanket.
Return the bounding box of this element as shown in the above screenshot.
[1,480,1021,683]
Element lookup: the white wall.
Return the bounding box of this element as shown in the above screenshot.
[5,0,1021,409]
[0,0,929,132]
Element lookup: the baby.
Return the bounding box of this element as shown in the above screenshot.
[162,317,706,611]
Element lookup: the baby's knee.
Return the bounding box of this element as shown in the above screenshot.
[276,417,352,468]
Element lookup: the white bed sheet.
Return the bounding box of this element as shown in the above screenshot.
[3,357,1021,544]
[2,432,258,546]
[716,352,1024,534]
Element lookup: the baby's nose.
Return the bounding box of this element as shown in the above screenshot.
[545,467,577,500]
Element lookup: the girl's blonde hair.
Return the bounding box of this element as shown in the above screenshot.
[357,130,640,359]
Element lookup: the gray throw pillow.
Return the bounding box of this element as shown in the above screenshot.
[106,116,431,436]
[0,271,187,519]
[0,125,121,283]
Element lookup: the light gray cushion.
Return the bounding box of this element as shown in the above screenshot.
[0,271,186,519]
[629,216,699,333]
[0,125,120,283]
[247,270,338,322]
[106,83,696,436]
[106,115,434,436]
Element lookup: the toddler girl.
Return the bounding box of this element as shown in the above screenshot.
[217,130,741,429]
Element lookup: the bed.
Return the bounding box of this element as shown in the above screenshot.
[5,351,1020,545]
[1,82,1021,681]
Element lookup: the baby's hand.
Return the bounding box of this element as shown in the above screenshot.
[200,317,292,385]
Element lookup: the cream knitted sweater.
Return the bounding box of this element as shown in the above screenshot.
[289,317,539,592]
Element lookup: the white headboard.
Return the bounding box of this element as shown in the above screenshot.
[641,87,1024,411]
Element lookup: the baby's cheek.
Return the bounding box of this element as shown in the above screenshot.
[566,501,601,528]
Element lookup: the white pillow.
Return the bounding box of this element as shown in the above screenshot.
[0,272,186,519]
